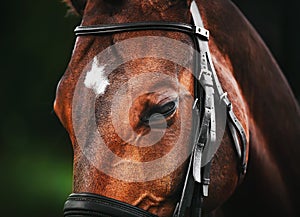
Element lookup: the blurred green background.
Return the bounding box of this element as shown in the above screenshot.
[1,1,79,216]
[0,1,298,216]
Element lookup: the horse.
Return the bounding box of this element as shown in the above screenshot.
[54,0,300,216]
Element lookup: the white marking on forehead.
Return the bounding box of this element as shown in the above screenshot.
[84,57,110,95]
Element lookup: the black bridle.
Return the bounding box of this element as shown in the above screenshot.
[64,1,247,217]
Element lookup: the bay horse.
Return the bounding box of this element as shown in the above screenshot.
[54,0,300,216]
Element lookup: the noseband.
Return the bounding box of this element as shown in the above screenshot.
[64,1,247,217]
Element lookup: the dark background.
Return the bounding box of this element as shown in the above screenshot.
[1,1,299,216]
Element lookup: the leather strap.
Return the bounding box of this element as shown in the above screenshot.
[174,2,247,217]
[190,0,248,178]
[64,193,158,217]
[75,22,209,40]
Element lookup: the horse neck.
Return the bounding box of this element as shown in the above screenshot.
[200,0,300,215]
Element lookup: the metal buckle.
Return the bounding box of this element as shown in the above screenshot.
[199,69,213,87]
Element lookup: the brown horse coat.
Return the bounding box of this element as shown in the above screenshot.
[55,1,300,216]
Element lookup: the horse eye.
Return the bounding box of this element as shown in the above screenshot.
[141,99,178,125]
[156,100,178,117]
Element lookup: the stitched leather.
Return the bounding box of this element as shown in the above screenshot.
[64,193,158,217]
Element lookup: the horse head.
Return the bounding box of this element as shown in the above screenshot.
[54,1,261,216]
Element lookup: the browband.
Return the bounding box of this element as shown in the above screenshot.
[75,22,209,40]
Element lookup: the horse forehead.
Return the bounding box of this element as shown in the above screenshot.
[82,0,190,25]
[82,58,180,97]
[86,0,186,11]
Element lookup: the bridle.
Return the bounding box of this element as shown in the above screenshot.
[63,1,247,217]
[64,1,247,216]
